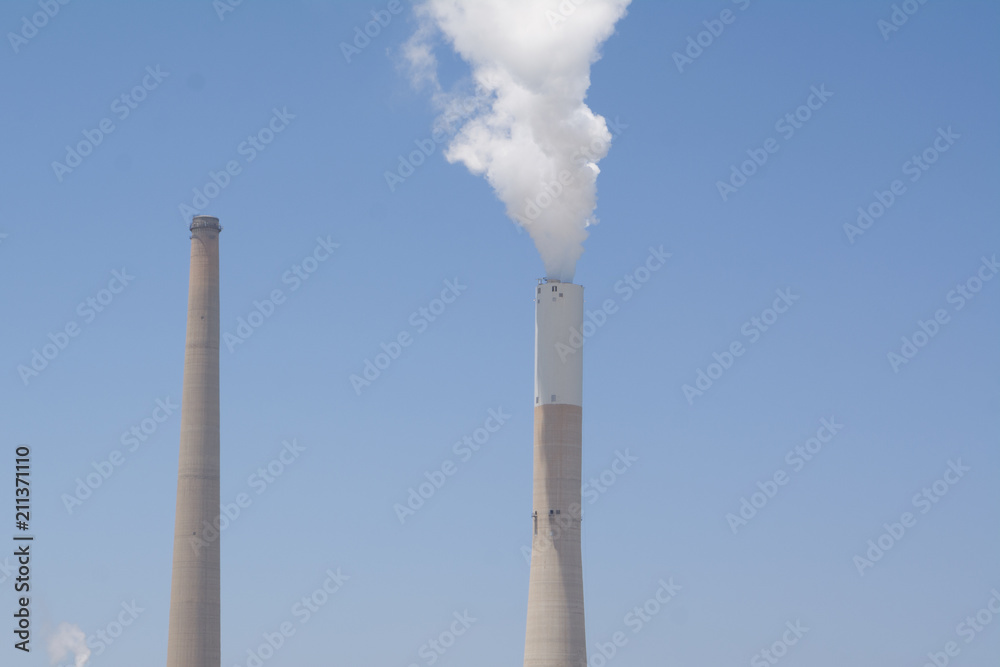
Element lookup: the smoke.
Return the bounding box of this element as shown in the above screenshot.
[48,623,90,667]
[405,0,630,281]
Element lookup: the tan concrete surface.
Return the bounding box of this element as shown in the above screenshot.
[166,216,222,667]
[524,403,587,667]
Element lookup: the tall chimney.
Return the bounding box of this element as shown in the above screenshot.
[166,215,222,667]
[524,279,587,667]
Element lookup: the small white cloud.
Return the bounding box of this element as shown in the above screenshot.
[48,623,90,667]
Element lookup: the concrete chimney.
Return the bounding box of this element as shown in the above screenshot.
[524,279,587,667]
[166,215,222,667]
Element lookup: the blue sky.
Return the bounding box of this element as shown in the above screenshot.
[1,1,998,665]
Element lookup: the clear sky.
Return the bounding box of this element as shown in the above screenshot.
[1,1,998,666]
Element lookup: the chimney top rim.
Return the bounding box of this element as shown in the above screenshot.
[190,215,222,232]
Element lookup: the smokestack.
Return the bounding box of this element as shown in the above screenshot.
[166,215,222,667]
[524,278,586,667]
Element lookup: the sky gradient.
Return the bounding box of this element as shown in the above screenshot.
[1,1,998,666]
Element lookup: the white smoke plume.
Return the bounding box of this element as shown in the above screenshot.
[405,0,631,281]
[48,623,90,667]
